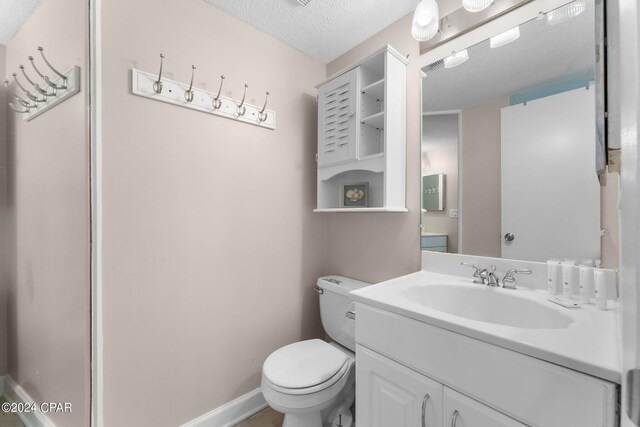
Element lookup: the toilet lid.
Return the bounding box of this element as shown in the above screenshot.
[263,339,348,389]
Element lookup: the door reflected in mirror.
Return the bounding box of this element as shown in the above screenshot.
[420,0,618,267]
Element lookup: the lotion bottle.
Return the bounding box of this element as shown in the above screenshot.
[579,264,594,304]
[561,260,576,299]
[594,268,608,310]
[547,260,561,295]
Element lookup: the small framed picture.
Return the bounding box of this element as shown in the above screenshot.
[341,182,369,208]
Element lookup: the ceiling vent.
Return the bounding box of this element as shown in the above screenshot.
[296,0,312,5]
[426,59,444,71]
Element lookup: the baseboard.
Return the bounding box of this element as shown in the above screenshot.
[180,388,267,427]
[3,375,56,427]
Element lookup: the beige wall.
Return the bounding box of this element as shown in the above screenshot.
[4,0,90,425]
[460,98,508,258]
[100,0,326,425]
[0,43,7,376]
[422,145,459,253]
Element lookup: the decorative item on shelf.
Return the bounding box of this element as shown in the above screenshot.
[130,53,276,129]
[5,46,81,121]
[341,182,369,208]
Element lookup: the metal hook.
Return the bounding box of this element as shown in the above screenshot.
[212,75,225,109]
[258,91,270,122]
[20,65,55,97]
[29,55,63,90]
[185,65,196,103]
[237,84,248,116]
[12,72,45,103]
[153,53,164,94]
[4,78,35,108]
[9,101,29,114]
[37,47,67,88]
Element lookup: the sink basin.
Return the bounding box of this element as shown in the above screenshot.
[404,284,573,329]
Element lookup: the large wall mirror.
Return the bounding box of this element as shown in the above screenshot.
[420,0,618,267]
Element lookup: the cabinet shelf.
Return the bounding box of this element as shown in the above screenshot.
[361,111,385,129]
[362,78,385,100]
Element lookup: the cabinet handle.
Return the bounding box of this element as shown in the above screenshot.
[450,410,459,427]
[421,394,431,427]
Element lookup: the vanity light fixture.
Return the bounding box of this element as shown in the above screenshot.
[462,0,494,13]
[547,0,585,25]
[411,0,440,42]
[443,49,469,68]
[490,26,520,48]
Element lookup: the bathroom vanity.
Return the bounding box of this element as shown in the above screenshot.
[351,254,620,427]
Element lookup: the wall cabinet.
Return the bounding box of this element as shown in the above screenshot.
[314,45,408,212]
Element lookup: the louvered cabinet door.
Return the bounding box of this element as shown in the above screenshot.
[317,67,359,167]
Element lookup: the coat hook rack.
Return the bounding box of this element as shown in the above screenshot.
[153,53,165,94]
[130,54,276,129]
[237,84,248,116]
[5,46,81,121]
[212,75,225,109]
[4,79,35,109]
[185,65,196,103]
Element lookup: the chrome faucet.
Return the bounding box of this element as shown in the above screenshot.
[501,268,532,290]
[481,265,501,287]
[461,262,485,284]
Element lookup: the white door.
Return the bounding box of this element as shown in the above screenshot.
[356,346,443,427]
[444,388,528,427]
[501,87,600,262]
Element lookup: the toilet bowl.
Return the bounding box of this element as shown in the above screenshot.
[260,276,369,427]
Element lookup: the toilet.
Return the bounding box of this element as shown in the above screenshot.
[261,276,369,427]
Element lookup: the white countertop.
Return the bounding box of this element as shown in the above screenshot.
[351,270,621,383]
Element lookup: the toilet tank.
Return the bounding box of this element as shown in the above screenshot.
[317,276,371,352]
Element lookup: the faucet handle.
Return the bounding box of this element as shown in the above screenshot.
[502,268,532,290]
[461,262,486,284]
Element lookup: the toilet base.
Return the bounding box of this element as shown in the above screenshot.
[282,411,323,427]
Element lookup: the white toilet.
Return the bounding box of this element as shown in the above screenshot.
[261,276,369,427]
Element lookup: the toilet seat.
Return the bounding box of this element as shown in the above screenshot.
[263,339,349,393]
[263,358,351,396]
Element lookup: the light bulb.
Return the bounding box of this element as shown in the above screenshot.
[411,0,440,42]
[547,0,586,25]
[443,50,469,68]
[490,26,520,48]
[463,0,494,13]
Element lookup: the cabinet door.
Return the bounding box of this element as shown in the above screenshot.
[317,67,359,166]
[357,345,443,427]
[444,388,528,427]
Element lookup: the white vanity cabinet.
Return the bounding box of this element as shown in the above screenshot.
[355,303,618,427]
[357,346,526,427]
[314,45,407,212]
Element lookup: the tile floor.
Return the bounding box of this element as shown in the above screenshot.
[235,406,284,427]
[0,398,25,427]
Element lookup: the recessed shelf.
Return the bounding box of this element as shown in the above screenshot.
[361,111,385,129]
[313,207,409,213]
[362,78,385,100]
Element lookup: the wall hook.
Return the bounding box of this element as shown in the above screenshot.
[9,101,30,114]
[37,47,67,88]
[212,75,225,109]
[12,72,45,103]
[185,65,196,103]
[258,91,270,122]
[29,55,63,90]
[20,65,55,97]
[237,84,248,116]
[152,53,165,94]
[4,79,35,108]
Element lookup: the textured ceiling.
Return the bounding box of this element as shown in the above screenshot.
[204,0,419,63]
[423,1,595,112]
[0,0,41,45]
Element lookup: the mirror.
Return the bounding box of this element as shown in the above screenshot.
[420,0,618,266]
